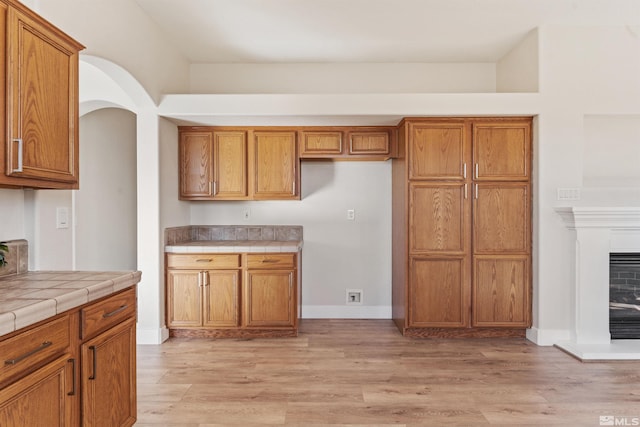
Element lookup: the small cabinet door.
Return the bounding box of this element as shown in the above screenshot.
[408,257,469,328]
[6,7,80,184]
[472,120,531,181]
[299,131,343,157]
[473,256,530,327]
[166,270,202,327]
[212,131,248,199]
[347,131,390,155]
[203,270,241,327]
[179,131,214,199]
[408,121,468,181]
[473,183,530,254]
[0,355,74,427]
[82,318,136,427]
[252,131,298,199]
[244,270,296,327]
[409,182,469,254]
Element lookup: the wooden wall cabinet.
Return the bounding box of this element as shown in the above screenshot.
[179,128,298,200]
[166,252,299,337]
[0,0,84,189]
[393,117,532,337]
[299,127,396,159]
[252,131,297,200]
[0,286,137,427]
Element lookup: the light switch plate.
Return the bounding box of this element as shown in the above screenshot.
[56,207,69,229]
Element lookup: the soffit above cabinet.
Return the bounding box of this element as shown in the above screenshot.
[157,93,541,127]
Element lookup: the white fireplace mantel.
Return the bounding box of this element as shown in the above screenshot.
[556,206,640,229]
[555,206,640,360]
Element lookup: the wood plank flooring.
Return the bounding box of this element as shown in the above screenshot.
[135,320,640,426]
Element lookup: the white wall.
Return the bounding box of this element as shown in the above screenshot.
[529,25,640,345]
[75,108,137,271]
[190,63,497,94]
[190,161,393,317]
[32,0,190,103]
[497,29,539,93]
[0,190,25,241]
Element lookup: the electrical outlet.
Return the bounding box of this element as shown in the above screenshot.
[346,289,363,305]
[557,188,581,201]
[242,208,251,221]
[347,209,355,220]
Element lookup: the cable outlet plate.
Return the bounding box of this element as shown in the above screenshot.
[346,289,363,305]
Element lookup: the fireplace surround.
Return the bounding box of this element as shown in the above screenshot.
[556,207,640,360]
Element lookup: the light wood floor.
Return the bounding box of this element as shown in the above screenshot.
[135,320,640,426]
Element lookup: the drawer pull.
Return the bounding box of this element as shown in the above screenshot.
[67,358,76,396]
[103,304,128,318]
[196,258,213,262]
[89,346,97,380]
[4,341,52,365]
[262,259,279,263]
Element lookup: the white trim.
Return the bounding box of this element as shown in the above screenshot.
[555,207,640,229]
[302,305,392,319]
[137,325,170,345]
[526,327,571,346]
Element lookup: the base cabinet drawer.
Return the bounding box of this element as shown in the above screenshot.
[0,315,70,387]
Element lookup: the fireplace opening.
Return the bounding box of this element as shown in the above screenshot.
[610,253,640,339]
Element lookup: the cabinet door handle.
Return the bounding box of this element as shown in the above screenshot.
[475,184,479,199]
[475,163,479,179]
[12,138,23,173]
[463,163,467,179]
[103,304,128,318]
[67,358,76,396]
[89,345,97,380]
[4,341,52,365]
[464,183,468,199]
[212,181,217,196]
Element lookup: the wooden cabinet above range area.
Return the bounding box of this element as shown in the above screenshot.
[178,126,398,201]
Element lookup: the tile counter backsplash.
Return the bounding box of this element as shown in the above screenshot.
[165,225,303,245]
[0,240,28,278]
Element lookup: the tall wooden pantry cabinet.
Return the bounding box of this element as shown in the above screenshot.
[392,117,532,337]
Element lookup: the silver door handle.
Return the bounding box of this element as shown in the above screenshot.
[12,138,23,173]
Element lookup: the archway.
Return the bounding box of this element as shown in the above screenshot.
[78,55,166,344]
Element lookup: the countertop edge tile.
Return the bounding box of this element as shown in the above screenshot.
[14,300,57,331]
[1,270,141,337]
[0,312,16,335]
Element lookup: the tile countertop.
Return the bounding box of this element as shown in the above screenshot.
[165,240,303,253]
[0,270,142,336]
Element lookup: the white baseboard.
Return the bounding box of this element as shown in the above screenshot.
[137,325,170,345]
[302,305,392,319]
[526,327,571,346]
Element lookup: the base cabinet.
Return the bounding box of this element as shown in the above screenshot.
[0,286,137,427]
[166,252,300,337]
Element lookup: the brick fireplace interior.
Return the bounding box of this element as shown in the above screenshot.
[610,253,640,339]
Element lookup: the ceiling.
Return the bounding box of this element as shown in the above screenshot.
[134,0,639,64]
